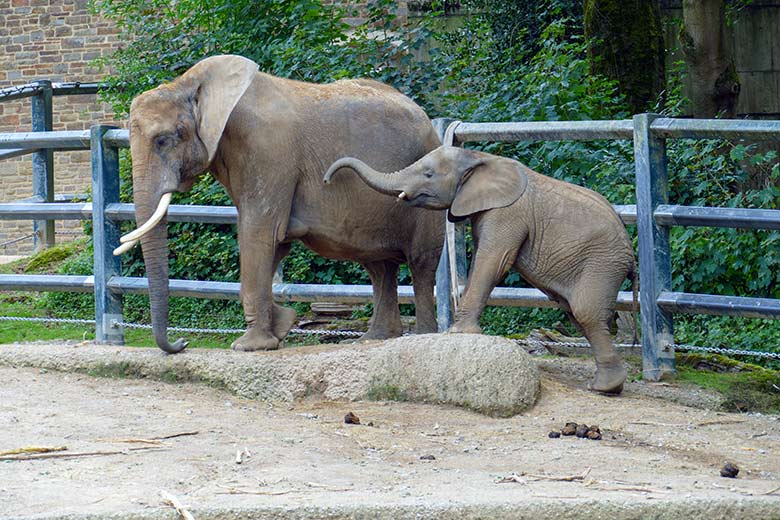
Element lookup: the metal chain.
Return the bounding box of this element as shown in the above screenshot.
[673,343,780,359]
[0,315,776,356]
[516,338,780,359]
[0,234,34,248]
[0,316,96,325]
[111,320,364,337]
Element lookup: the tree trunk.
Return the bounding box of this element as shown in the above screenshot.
[680,0,740,118]
[584,0,666,114]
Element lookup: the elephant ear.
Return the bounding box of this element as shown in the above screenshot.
[186,55,258,163]
[449,158,528,221]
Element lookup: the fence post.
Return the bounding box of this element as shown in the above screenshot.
[634,113,675,380]
[432,117,468,331]
[91,125,124,345]
[31,80,54,252]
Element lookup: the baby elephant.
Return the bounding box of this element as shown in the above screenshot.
[324,146,636,394]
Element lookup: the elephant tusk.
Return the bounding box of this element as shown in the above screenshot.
[113,239,138,256]
[119,192,172,244]
[398,191,406,199]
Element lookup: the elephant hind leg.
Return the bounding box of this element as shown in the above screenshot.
[357,260,403,341]
[566,277,627,394]
[270,243,297,340]
[408,249,440,334]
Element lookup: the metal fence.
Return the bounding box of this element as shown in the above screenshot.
[0,100,779,379]
[0,81,102,251]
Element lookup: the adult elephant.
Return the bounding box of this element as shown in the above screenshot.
[115,55,444,354]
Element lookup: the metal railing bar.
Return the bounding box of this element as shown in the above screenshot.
[107,277,418,303]
[657,291,780,319]
[0,148,35,160]
[654,204,780,230]
[105,203,237,223]
[453,120,635,143]
[0,202,93,220]
[650,117,780,140]
[613,204,637,225]
[103,129,129,147]
[50,83,102,96]
[483,287,638,311]
[0,84,41,101]
[0,130,91,150]
[0,82,104,101]
[0,274,94,292]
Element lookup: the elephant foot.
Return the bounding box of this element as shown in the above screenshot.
[448,321,482,334]
[589,361,627,395]
[231,328,280,352]
[272,304,297,339]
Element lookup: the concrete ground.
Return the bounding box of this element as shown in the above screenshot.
[0,341,779,519]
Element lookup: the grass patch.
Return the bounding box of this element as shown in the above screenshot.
[675,353,780,413]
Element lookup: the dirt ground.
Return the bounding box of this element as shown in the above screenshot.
[1,351,780,519]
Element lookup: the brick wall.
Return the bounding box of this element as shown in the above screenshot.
[0,0,121,255]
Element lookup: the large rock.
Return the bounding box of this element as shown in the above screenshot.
[0,333,539,416]
[366,334,539,417]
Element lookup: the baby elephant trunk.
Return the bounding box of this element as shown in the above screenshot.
[324,157,417,197]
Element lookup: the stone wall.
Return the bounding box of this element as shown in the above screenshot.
[0,0,121,255]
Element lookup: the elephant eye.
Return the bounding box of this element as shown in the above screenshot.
[424,170,434,178]
[154,134,173,150]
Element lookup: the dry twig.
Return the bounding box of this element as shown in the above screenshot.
[215,484,293,496]
[160,490,195,520]
[0,446,165,461]
[0,446,67,456]
[155,431,200,440]
[696,419,745,427]
[522,467,592,482]
[304,481,353,492]
[497,473,527,484]
[584,479,667,494]
[97,431,199,445]
[763,484,780,496]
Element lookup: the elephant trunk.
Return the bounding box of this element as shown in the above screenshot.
[134,186,188,354]
[324,157,416,197]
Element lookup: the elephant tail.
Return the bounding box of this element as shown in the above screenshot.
[629,266,639,347]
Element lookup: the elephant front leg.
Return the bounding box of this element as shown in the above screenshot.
[450,243,517,335]
[232,232,284,352]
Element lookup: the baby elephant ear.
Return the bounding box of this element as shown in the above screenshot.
[449,157,528,220]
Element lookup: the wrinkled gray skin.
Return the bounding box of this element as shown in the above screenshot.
[324,146,636,394]
[127,55,443,353]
